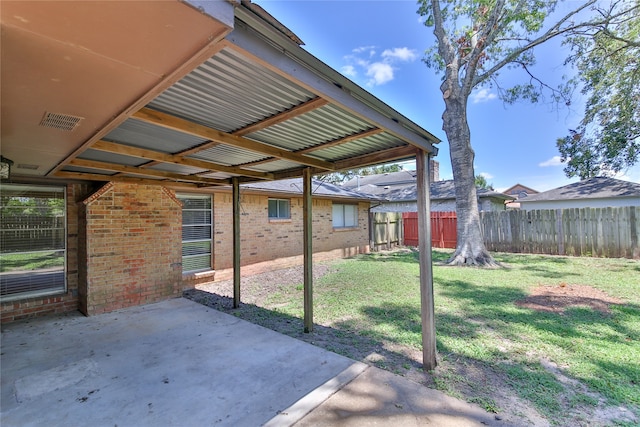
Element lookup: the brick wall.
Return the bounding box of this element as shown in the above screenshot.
[79,182,182,315]
[2,182,371,321]
[208,193,369,282]
[1,183,94,323]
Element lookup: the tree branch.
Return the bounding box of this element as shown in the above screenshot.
[462,0,507,94]
[431,0,461,94]
[601,27,640,47]
[473,0,601,86]
[430,0,457,68]
[520,61,571,104]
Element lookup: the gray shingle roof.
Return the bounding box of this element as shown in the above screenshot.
[342,170,418,189]
[520,177,640,202]
[241,178,374,200]
[353,179,513,202]
[341,171,416,190]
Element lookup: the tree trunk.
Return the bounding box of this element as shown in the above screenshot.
[442,93,497,266]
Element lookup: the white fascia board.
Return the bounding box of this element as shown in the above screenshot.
[185,0,238,28]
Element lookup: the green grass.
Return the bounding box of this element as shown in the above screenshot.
[0,251,64,272]
[263,249,640,423]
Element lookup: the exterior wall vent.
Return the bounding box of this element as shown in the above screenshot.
[39,112,84,131]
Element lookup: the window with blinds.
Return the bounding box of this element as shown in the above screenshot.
[332,203,358,228]
[177,194,212,273]
[268,198,290,219]
[0,184,66,301]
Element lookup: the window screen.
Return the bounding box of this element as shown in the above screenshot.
[1,184,66,300]
[332,204,358,228]
[268,198,290,219]
[177,194,212,273]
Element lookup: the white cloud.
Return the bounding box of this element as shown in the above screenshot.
[355,57,371,68]
[342,45,417,87]
[538,156,565,167]
[471,88,497,104]
[366,62,394,86]
[341,65,357,78]
[381,47,418,62]
[352,45,376,56]
[479,172,494,179]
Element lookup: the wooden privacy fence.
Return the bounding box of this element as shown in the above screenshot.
[480,207,640,259]
[402,212,457,249]
[380,207,638,259]
[402,212,418,247]
[369,211,458,249]
[370,212,402,250]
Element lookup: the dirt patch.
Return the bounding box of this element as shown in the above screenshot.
[515,283,622,314]
[191,263,333,307]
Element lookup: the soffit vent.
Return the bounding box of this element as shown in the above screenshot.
[39,112,84,131]
[17,164,40,170]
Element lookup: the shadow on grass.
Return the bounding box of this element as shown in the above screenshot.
[356,249,581,276]
[495,253,570,265]
[436,278,640,342]
[518,265,582,279]
[356,249,420,264]
[354,249,452,264]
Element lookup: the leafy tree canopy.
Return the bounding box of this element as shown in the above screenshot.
[475,174,494,190]
[558,2,639,179]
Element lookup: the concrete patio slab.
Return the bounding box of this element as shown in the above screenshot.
[2,298,501,427]
[1,298,360,427]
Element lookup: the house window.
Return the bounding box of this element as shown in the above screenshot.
[268,198,290,219]
[0,184,66,301]
[332,203,358,228]
[177,194,212,273]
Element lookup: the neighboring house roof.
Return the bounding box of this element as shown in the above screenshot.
[520,177,640,203]
[503,183,539,197]
[503,183,539,209]
[342,170,418,189]
[241,178,376,201]
[353,179,513,202]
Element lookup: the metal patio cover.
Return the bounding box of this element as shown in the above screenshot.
[1,0,439,186]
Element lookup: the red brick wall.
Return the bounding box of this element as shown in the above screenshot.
[1,183,93,323]
[209,193,369,281]
[79,183,182,315]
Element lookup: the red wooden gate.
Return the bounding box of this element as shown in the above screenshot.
[402,211,457,249]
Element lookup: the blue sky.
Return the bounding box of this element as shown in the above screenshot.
[257,0,640,192]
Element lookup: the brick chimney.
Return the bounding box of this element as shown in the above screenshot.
[429,159,440,182]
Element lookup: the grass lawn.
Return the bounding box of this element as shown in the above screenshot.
[258,249,640,425]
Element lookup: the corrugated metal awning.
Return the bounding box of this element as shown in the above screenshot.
[51,1,439,189]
